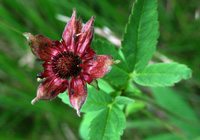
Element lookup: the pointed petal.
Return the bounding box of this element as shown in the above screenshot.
[82,47,96,61]
[62,8,80,52]
[23,33,60,61]
[31,76,66,104]
[68,78,87,117]
[81,73,93,84]
[77,16,95,57]
[52,40,66,52]
[77,15,83,34]
[84,55,114,79]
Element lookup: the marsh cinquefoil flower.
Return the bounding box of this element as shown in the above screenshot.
[23,9,115,116]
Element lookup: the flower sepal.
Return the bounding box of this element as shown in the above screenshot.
[90,79,100,90]
[31,77,66,104]
[24,9,115,116]
[23,33,59,61]
[68,78,87,117]
[84,55,115,79]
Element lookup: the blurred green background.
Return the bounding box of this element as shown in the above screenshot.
[0,0,200,140]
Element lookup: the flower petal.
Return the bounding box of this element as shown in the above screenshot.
[81,73,93,84]
[68,77,87,117]
[62,8,81,52]
[84,55,114,79]
[77,16,95,57]
[23,33,60,61]
[31,76,66,104]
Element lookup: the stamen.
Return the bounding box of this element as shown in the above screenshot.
[93,56,97,60]
[44,43,48,47]
[70,90,75,94]
[83,86,86,90]
[76,32,82,37]
[36,58,40,61]
[73,34,76,38]
[51,91,55,95]
[37,73,42,77]
[51,52,82,79]
[73,33,83,39]
[52,42,56,46]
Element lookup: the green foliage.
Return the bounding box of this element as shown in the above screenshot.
[125,101,146,116]
[79,111,100,139]
[81,87,112,112]
[115,96,134,105]
[152,87,200,138]
[121,0,159,72]
[0,0,199,139]
[88,104,126,140]
[133,63,192,86]
[91,40,130,86]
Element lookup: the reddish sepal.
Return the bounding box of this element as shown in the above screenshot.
[68,77,87,117]
[84,55,114,79]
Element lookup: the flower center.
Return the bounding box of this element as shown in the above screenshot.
[51,51,82,79]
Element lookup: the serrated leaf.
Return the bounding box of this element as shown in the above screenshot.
[122,0,159,72]
[103,65,130,86]
[88,104,126,140]
[91,40,121,60]
[81,87,112,112]
[133,63,192,86]
[115,96,134,105]
[79,111,101,140]
[91,40,128,71]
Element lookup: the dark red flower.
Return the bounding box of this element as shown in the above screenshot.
[23,9,115,116]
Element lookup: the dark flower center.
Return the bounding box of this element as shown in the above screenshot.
[51,51,82,79]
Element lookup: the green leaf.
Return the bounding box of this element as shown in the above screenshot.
[88,104,126,140]
[58,86,112,112]
[91,40,122,62]
[81,86,112,112]
[91,40,128,71]
[79,111,100,140]
[91,40,130,86]
[97,79,115,94]
[115,96,134,105]
[133,63,192,86]
[121,0,159,72]
[152,87,200,138]
[123,80,141,95]
[103,65,130,86]
[125,101,146,116]
[58,91,70,105]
